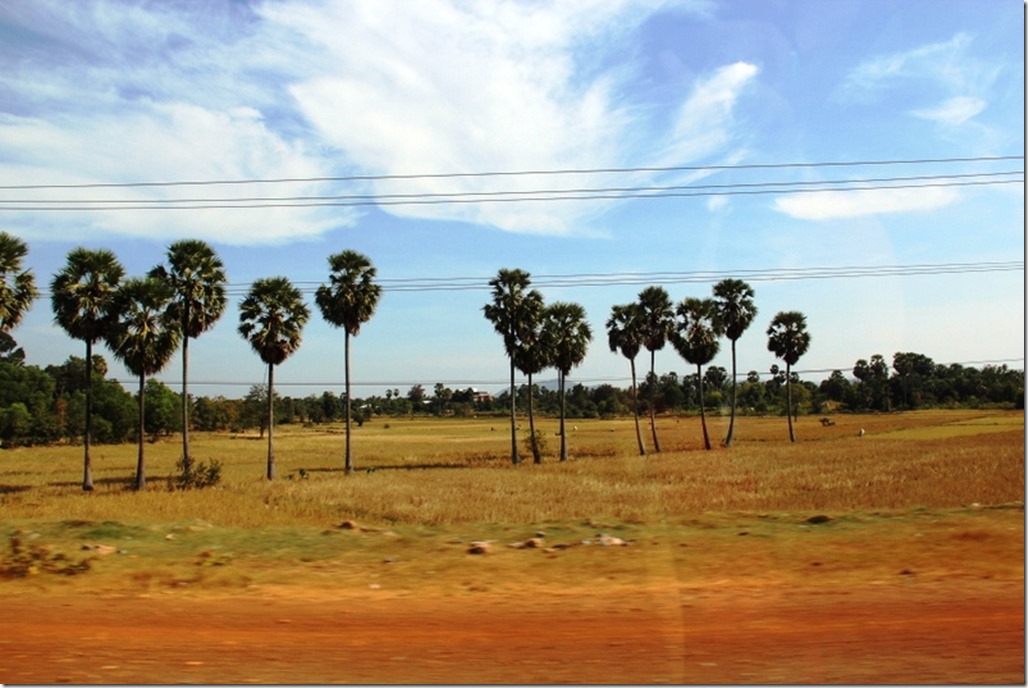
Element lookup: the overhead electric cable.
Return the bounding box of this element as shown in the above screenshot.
[0,154,1021,190]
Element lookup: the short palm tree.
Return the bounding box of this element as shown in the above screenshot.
[766,310,811,442]
[711,279,758,447]
[105,277,182,490]
[671,297,721,450]
[483,268,538,465]
[606,302,648,456]
[512,295,548,464]
[238,277,310,479]
[0,232,38,337]
[543,302,592,462]
[637,286,673,453]
[51,248,125,491]
[315,250,382,474]
[149,240,227,477]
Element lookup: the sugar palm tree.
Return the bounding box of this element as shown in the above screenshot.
[51,248,125,491]
[149,239,227,477]
[105,277,181,490]
[543,302,592,462]
[671,297,721,450]
[766,310,811,443]
[637,286,673,453]
[512,294,548,464]
[606,302,647,456]
[315,250,382,474]
[0,232,38,338]
[238,277,310,479]
[711,279,757,447]
[483,268,538,465]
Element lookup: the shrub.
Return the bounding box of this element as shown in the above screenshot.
[173,458,223,490]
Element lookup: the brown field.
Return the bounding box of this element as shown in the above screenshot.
[1,409,1024,684]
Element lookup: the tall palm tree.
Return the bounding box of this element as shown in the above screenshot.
[0,232,38,338]
[105,277,181,491]
[512,293,548,464]
[483,268,537,465]
[543,302,592,462]
[670,297,721,450]
[637,286,673,453]
[711,278,758,447]
[149,239,227,477]
[238,277,310,479]
[51,248,125,491]
[766,310,811,443]
[315,250,382,474]
[606,302,648,456]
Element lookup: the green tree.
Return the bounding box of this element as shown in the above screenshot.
[105,277,182,490]
[853,354,890,412]
[238,277,310,479]
[766,311,811,442]
[143,378,181,442]
[51,248,125,490]
[512,290,547,463]
[542,302,592,462]
[637,286,673,453]
[315,250,382,473]
[0,232,38,343]
[607,302,648,456]
[483,268,538,465]
[711,278,757,446]
[671,297,721,450]
[149,239,227,477]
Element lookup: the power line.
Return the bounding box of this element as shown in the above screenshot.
[0,154,1021,190]
[2,170,1020,207]
[1,176,1021,211]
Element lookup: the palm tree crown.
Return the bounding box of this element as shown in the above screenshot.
[151,239,227,339]
[766,310,811,366]
[671,297,721,367]
[637,286,674,355]
[0,232,38,334]
[712,279,757,342]
[545,302,592,377]
[51,248,125,345]
[106,278,182,379]
[606,302,645,362]
[315,250,382,335]
[239,277,311,366]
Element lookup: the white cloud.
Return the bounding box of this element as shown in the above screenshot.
[773,187,960,221]
[0,0,749,241]
[911,96,986,126]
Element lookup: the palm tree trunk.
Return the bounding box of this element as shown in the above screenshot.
[725,339,738,447]
[698,364,711,450]
[631,358,646,456]
[267,362,275,480]
[559,370,568,462]
[180,334,192,476]
[786,362,795,443]
[527,373,539,464]
[509,357,519,464]
[648,350,661,453]
[82,339,94,491]
[134,373,146,490]
[344,330,353,474]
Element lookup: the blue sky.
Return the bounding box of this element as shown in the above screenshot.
[0,0,1023,399]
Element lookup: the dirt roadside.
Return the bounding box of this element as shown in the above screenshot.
[1,575,1022,684]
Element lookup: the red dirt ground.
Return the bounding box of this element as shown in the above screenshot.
[2,576,1022,684]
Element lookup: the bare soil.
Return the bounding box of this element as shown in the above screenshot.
[2,575,1022,684]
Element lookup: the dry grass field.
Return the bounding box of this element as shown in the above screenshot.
[1,409,1024,683]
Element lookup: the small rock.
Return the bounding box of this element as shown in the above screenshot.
[597,533,626,547]
[339,520,359,530]
[806,514,832,525]
[467,541,492,555]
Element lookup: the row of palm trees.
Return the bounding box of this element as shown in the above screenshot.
[485,269,812,464]
[0,232,381,491]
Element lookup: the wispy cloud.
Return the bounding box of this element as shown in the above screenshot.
[0,0,749,242]
[773,187,960,221]
[836,32,998,130]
